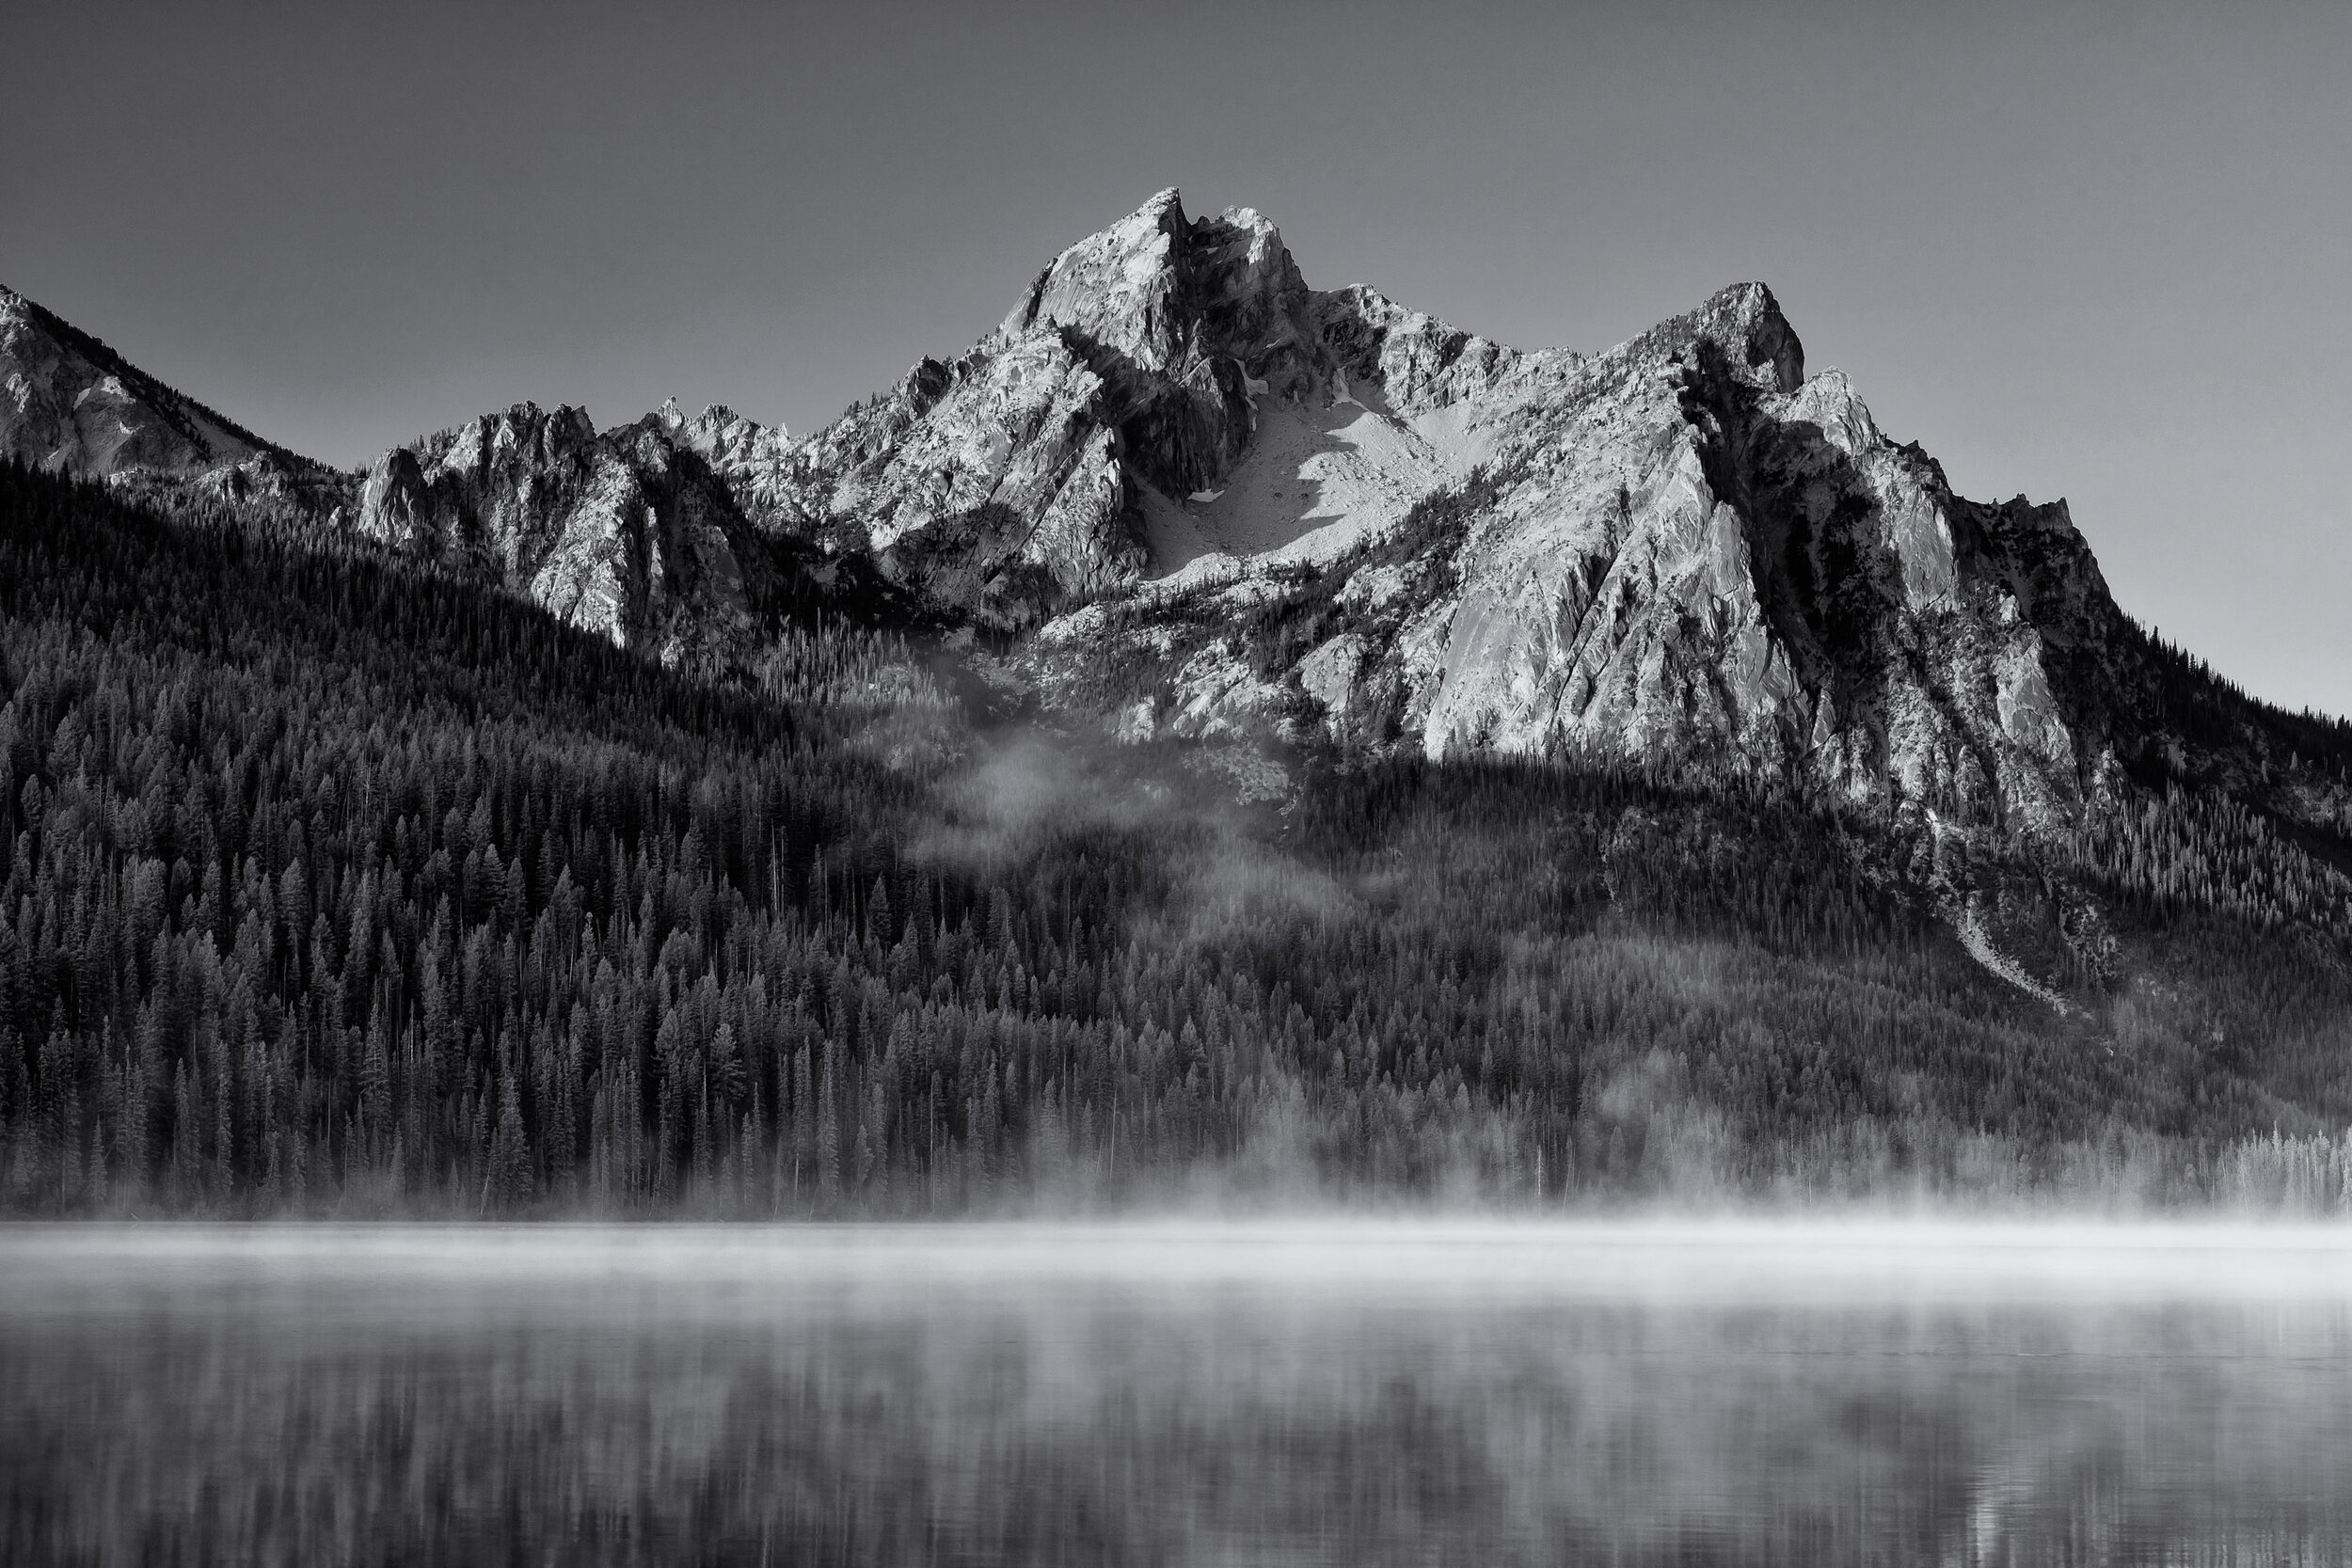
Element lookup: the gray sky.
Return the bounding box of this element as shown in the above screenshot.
[6,0,2347,716]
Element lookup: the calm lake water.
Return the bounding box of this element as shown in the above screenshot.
[5,1220,2352,1566]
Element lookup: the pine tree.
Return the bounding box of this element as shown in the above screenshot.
[487,1073,532,1212]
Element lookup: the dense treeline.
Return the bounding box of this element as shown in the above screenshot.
[5,460,2352,1214]
[2126,617,2352,784]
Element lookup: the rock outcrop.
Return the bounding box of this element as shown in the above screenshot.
[353,403,778,668]
[649,398,799,531]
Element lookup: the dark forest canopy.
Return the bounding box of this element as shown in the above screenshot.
[4,460,2352,1216]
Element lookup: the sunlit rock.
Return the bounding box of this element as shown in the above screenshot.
[353,401,770,667]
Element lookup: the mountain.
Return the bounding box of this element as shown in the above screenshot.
[7,195,2352,1217]
[628,189,2342,863]
[12,197,2339,852]
[0,282,852,667]
[1,282,364,538]
[744,190,2309,853]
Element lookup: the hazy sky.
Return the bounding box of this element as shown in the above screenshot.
[6,1,2347,715]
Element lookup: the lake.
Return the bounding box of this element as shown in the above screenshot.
[5,1220,2352,1565]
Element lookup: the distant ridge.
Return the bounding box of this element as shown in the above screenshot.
[0,283,319,477]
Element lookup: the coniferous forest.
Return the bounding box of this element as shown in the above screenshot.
[6,459,2352,1215]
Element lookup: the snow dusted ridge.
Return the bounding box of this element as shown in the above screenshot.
[0,191,2269,844]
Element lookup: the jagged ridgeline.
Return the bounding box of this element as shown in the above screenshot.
[7,461,2352,1215]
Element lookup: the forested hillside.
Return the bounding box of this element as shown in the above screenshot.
[5,461,2352,1214]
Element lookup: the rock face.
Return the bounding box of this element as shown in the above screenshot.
[1295,283,2109,834]
[353,403,777,668]
[649,398,799,531]
[0,284,274,478]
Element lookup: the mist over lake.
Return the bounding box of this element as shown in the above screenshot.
[7,1221,2352,1566]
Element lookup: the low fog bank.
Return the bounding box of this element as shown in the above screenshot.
[9,1215,2352,1314]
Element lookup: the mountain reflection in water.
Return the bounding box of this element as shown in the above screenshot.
[4,1221,2351,1566]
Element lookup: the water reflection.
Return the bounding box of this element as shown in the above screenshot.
[5,1222,2352,1566]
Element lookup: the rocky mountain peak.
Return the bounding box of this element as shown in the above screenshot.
[643,400,799,534]
[1000,190,1313,389]
[970,204,2169,844]
[1619,281,1805,394]
[1003,187,1190,370]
